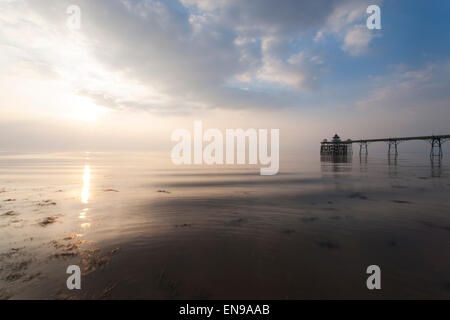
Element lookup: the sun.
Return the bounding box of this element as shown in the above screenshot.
[66,96,107,122]
[73,106,99,122]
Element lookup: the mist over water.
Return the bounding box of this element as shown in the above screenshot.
[1,151,450,299]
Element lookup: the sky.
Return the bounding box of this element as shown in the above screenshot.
[0,0,449,152]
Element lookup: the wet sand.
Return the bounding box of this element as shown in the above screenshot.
[1,152,450,299]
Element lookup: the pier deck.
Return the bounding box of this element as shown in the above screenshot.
[349,135,450,144]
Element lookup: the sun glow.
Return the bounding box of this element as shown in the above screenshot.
[71,107,98,122]
[67,99,106,122]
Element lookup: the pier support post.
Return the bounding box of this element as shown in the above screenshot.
[388,140,398,155]
[359,142,368,155]
[430,137,443,158]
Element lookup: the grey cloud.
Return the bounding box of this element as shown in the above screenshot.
[23,0,372,112]
[77,89,122,110]
[184,0,345,35]
[77,89,192,116]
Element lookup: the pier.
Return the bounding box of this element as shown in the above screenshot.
[321,134,450,157]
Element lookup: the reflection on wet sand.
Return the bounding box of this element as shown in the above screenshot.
[431,157,442,178]
[320,155,352,177]
[81,165,90,205]
[0,152,450,299]
[79,208,88,220]
[320,154,352,164]
[81,163,91,231]
[387,154,398,177]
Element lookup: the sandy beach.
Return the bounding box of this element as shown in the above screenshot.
[1,151,449,299]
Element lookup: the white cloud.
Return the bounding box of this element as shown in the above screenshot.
[356,62,450,116]
[253,39,325,91]
[342,24,374,56]
[350,61,450,135]
[315,0,382,56]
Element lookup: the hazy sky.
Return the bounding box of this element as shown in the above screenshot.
[0,0,449,152]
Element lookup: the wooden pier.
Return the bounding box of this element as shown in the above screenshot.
[321,134,450,157]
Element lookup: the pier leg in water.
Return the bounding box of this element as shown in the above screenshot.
[388,140,399,156]
[359,142,368,155]
[430,137,443,158]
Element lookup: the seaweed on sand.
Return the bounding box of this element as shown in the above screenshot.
[39,216,59,227]
[157,190,171,194]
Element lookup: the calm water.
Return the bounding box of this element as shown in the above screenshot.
[0,151,450,299]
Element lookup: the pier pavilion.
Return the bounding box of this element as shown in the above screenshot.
[320,134,352,156]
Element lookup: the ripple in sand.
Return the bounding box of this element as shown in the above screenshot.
[301,217,318,223]
[316,240,340,250]
[417,220,450,232]
[281,228,296,235]
[37,200,56,206]
[348,192,368,200]
[392,200,412,204]
[2,259,33,283]
[157,269,181,298]
[225,218,247,227]
[175,223,192,228]
[1,211,17,217]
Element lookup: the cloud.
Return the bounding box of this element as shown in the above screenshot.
[1,0,382,114]
[251,37,326,91]
[356,62,449,108]
[342,24,375,56]
[315,0,382,56]
[182,0,342,35]
[354,61,450,133]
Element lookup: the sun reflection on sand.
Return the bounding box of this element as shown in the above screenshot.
[80,222,91,229]
[79,208,89,219]
[81,165,90,204]
[81,163,91,229]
